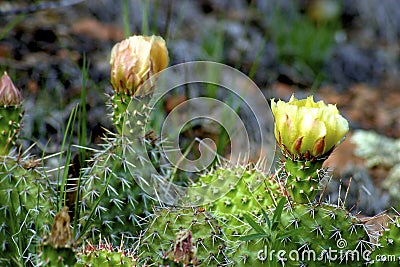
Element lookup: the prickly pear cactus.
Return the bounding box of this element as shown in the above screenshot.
[370,216,400,266]
[138,207,230,266]
[0,153,56,266]
[232,202,371,266]
[76,34,171,245]
[76,240,137,267]
[280,202,370,266]
[192,165,282,236]
[78,135,153,245]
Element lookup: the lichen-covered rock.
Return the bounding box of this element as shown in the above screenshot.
[351,130,400,203]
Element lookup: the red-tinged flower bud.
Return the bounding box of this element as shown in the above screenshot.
[0,72,22,107]
[110,35,169,96]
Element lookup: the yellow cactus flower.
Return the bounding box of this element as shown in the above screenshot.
[271,95,349,159]
[110,35,169,96]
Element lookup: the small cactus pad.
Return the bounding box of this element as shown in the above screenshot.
[192,166,282,236]
[0,106,23,155]
[78,135,152,245]
[0,154,55,265]
[76,240,137,267]
[0,72,23,155]
[282,158,326,203]
[138,207,230,266]
[110,93,132,135]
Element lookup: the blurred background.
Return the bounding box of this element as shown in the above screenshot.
[0,0,399,215]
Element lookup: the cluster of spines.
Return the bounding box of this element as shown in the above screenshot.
[0,153,56,266]
[78,135,152,245]
[138,207,230,266]
[230,202,371,266]
[75,239,138,267]
[281,157,328,204]
[193,165,282,236]
[108,93,132,135]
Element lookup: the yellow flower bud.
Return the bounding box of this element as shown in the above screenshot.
[271,95,349,159]
[110,35,169,96]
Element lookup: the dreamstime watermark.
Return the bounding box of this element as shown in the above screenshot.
[122,61,276,206]
[256,238,399,264]
[257,246,371,263]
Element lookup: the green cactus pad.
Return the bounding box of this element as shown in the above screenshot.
[191,165,282,237]
[0,154,55,266]
[231,202,371,266]
[78,135,153,245]
[283,158,326,203]
[76,241,137,267]
[138,207,230,266]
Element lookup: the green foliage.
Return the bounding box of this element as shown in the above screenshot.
[39,246,76,267]
[270,3,340,80]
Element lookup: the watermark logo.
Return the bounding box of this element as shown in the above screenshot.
[256,238,374,264]
[336,238,347,249]
[122,61,276,206]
